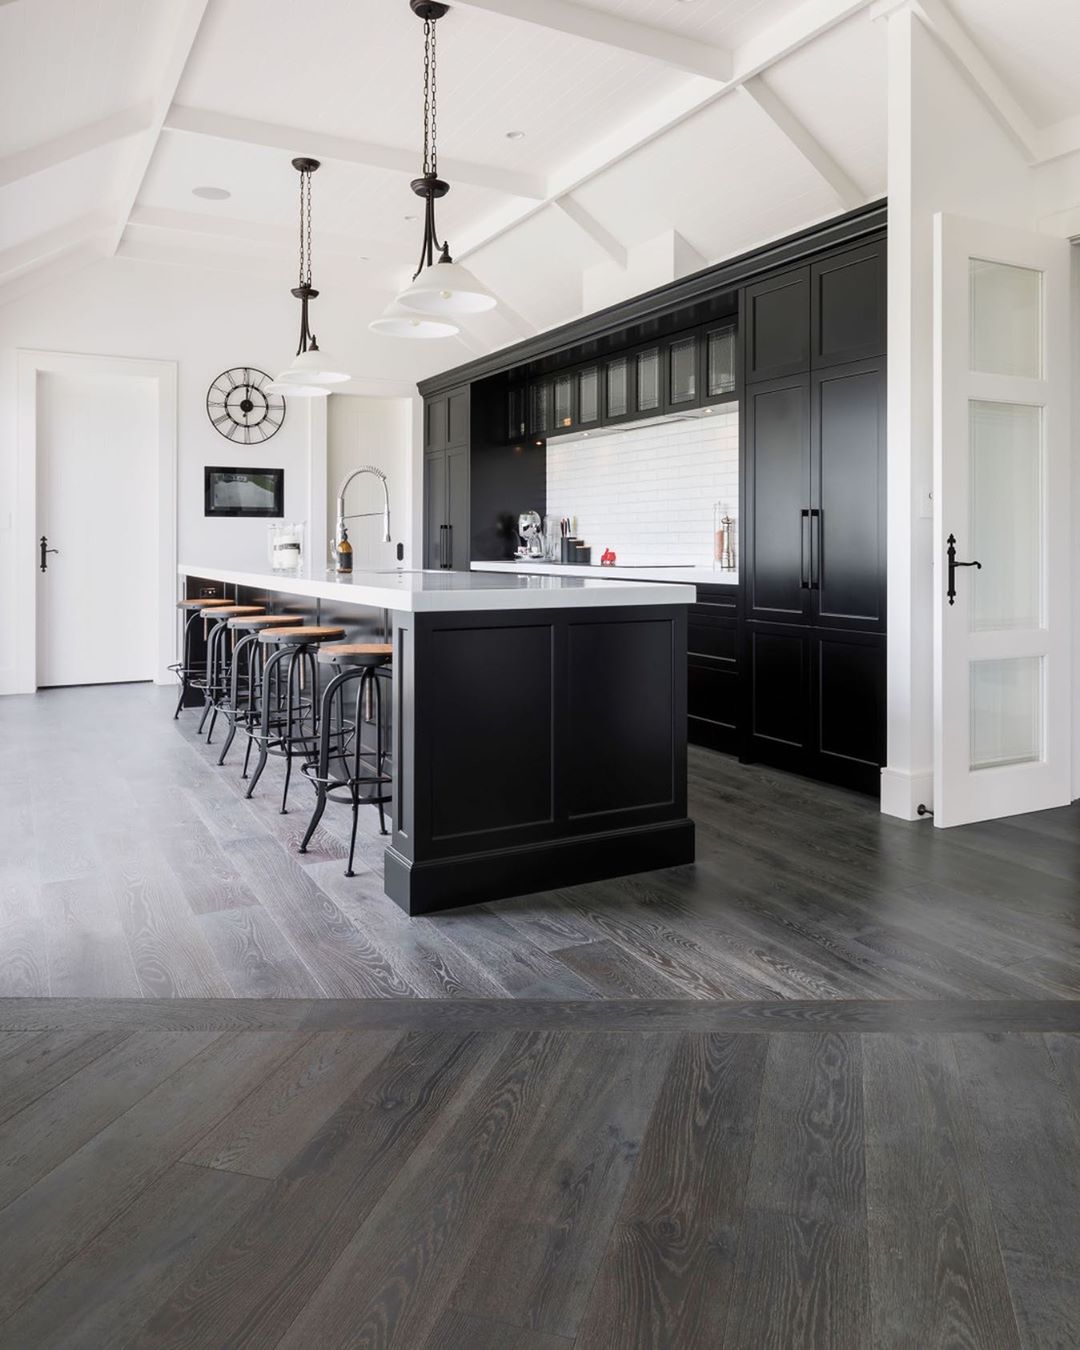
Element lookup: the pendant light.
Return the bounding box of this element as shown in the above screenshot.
[377,1,497,334]
[369,299,460,339]
[268,158,349,396]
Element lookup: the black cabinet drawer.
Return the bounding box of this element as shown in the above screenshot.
[688,614,737,663]
[688,660,741,752]
[692,584,738,613]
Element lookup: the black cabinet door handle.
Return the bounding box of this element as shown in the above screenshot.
[810,508,821,590]
[446,524,453,570]
[439,524,448,569]
[946,532,980,605]
[799,510,810,589]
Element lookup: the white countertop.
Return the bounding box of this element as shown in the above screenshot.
[179,563,695,613]
[471,560,738,588]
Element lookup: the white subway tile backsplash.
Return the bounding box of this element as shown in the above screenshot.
[546,410,739,569]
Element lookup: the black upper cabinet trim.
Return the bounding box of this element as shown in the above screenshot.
[417,200,886,396]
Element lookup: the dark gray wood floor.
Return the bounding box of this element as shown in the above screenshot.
[2,684,1079,1346]
[2,682,1079,1002]
[0,1000,1077,1348]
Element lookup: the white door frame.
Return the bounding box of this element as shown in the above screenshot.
[13,350,178,695]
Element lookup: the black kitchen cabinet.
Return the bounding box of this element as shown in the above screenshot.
[746,622,884,792]
[705,323,737,400]
[603,354,631,423]
[507,380,527,442]
[577,366,599,426]
[812,358,886,631]
[744,267,810,381]
[811,241,885,369]
[529,377,553,437]
[554,372,574,432]
[745,374,813,624]
[423,383,470,571]
[687,585,741,753]
[635,346,662,414]
[666,335,698,409]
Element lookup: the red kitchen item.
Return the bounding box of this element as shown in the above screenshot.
[601,548,617,566]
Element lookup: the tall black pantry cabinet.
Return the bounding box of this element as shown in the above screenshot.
[423,384,470,571]
[742,238,886,793]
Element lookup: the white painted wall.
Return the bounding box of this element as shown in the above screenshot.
[326,393,416,572]
[0,254,438,690]
[546,411,739,569]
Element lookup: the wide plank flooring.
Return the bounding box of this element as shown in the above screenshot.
[2,682,1078,1002]
[2,684,1079,1346]
[0,1002,1077,1347]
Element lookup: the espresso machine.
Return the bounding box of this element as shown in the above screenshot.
[516,510,544,559]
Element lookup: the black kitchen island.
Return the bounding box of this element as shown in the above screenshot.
[180,564,696,914]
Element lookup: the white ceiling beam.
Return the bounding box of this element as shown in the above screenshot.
[0,212,114,283]
[455,0,732,81]
[0,240,109,310]
[871,0,1039,161]
[0,104,153,189]
[163,105,547,200]
[127,204,409,264]
[1038,113,1080,165]
[106,0,212,258]
[552,197,627,267]
[455,0,876,260]
[741,77,863,209]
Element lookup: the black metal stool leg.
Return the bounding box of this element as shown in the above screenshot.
[373,670,388,836]
[299,666,348,854]
[246,646,289,798]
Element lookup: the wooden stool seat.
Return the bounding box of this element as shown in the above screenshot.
[201,605,265,619]
[258,625,346,644]
[318,643,393,665]
[178,597,232,609]
[228,614,304,630]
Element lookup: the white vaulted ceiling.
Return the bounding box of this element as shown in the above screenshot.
[3,0,1080,376]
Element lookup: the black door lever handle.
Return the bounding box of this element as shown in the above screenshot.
[39,536,59,572]
[946,533,981,605]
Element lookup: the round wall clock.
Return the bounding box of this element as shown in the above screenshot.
[206,367,286,443]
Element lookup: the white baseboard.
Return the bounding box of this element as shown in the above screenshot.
[880,766,934,821]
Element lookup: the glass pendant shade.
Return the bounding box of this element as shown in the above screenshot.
[264,378,330,398]
[369,300,459,339]
[272,348,350,385]
[397,259,497,316]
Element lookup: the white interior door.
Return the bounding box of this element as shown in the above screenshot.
[932,213,1071,827]
[36,370,158,686]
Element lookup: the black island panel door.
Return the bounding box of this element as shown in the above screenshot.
[745,373,812,624]
[811,357,886,631]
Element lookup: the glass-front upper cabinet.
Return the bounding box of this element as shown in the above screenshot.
[667,335,698,408]
[706,324,737,399]
[577,367,599,426]
[605,356,630,422]
[507,381,527,442]
[554,372,574,431]
[529,378,553,437]
[636,347,661,413]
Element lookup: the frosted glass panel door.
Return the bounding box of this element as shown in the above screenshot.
[933,214,1071,827]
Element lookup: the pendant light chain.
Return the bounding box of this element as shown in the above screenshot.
[298,165,313,290]
[422,18,437,177]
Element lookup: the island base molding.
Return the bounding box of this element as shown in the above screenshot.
[384,819,695,916]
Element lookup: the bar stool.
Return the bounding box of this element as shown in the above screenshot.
[299,643,393,877]
[170,598,234,718]
[197,605,266,741]
[216,613,305,770]
[246,625,346,813]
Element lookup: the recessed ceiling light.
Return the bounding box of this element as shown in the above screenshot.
[505,130,525,141]
[192,185,231,200]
